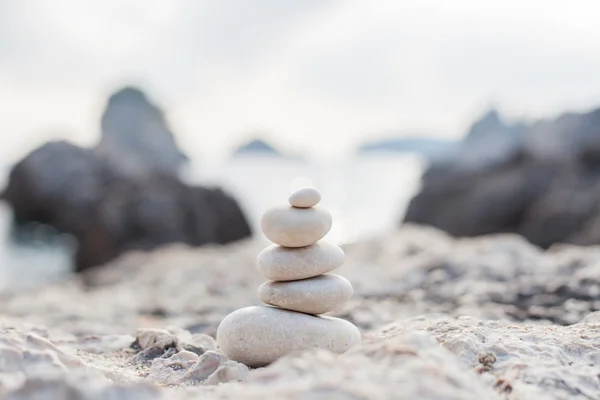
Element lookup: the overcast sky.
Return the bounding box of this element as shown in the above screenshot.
[1,0,600,160]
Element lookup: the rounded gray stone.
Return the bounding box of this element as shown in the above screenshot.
[261,206,332,247]
[216,306,361,368]
[288,187,321,208]
[256,241,345,281]
[258,274,353,315]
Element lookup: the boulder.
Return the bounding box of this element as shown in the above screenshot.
[404,107,600,248]
[1,86,251,271]
[1,140,251,272]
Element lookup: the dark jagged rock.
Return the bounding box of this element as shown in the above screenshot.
[1,87,251,272]
[2,141,251,272]
[404,107,600,248]
[96,87,188,177]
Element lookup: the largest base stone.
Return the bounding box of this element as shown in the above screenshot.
[216,306,361,368]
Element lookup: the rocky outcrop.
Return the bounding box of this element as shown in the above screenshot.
[4,314,598,399]
[1,226,600,398]
[1,141,251,272]
[96,87,188,178]
[0,319,247,400]
[0,87,252,271]
[405,107,600,248]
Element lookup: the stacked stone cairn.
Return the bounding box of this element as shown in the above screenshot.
[217,187,361,367]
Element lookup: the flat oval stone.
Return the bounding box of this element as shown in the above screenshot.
[256,241,345,281]
[258,274,353,314]
[261,206,332,247]
[288,188,321,208]
[216,306,361,368]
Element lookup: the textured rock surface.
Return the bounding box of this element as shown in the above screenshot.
[405,107,600,249]
[205,326,500,399]
[1,226,600,398]
[369,315,600,399]
[147,350,248,386]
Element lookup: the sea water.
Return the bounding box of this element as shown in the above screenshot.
[0,154,424,290]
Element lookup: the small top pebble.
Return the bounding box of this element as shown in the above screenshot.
[289,187,321,208]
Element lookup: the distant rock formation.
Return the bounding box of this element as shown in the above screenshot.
[1,87,252,272]
[457,109,526,169]
[96,87,188,177]
[358,137,459,160]
[233,139,281,156]
[404,107,600,248]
